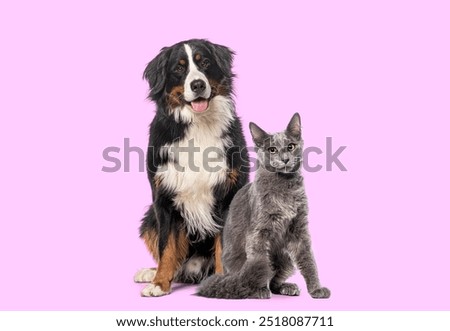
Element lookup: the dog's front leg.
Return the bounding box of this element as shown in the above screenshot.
[141,203,189,297]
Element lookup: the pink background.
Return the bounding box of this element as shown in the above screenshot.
[0,0,449,310]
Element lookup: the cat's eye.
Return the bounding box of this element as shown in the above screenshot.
[268,147,278,154]
[287,143,296,151]
[175,64,185,73]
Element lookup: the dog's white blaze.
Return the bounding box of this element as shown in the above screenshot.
[157,96,234,238]
[183,44,211,102]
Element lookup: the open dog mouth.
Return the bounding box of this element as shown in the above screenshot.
[190,97,210,113]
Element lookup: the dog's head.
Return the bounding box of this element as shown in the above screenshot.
[143,39,234,119]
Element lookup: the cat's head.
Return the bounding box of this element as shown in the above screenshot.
[249,113,303,174]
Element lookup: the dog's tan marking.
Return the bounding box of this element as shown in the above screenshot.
[179,59,186,65]
[154,175,163,190]
[214,235,224,274]
[143,228,159,263]
[152,230,189,292]
[195,53,201,61]
[228,168,239,188]
[210,80,229,97]
[167,85,184,108]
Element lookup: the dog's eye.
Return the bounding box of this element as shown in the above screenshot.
[287,143,296,151]
[175,64,185,74]
[268,147,277,154]
[200,58,210,69]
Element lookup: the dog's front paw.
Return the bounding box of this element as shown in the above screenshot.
[134,268,156,283]
[141,283,170,297]
[309,287,331,299]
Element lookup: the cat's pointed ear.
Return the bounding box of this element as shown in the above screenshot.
[249,122,269,147]
[286,113,301,139]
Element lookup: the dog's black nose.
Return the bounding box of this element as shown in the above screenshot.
[191,79,206,94]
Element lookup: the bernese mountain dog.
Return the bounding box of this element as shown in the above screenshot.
[134,39,249,297]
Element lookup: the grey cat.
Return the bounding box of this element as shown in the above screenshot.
[197,113,330,299]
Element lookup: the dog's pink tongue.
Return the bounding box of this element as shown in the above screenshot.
[191,100,208,112]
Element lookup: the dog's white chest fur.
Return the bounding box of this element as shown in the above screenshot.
[157,96,234,238]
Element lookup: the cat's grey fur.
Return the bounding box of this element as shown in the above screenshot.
[197,113,330,299]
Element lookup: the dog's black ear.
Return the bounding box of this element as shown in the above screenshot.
[143,47,172,100]
[207,41,235,78]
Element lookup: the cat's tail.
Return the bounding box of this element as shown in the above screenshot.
[197,260,272,299]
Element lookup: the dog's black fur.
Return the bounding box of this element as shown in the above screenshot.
[136,39,249,296]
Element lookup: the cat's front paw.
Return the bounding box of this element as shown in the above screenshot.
[253,287,272,299]
[271,282,300,296]
[309,287,331,299]
[280,283,300,296]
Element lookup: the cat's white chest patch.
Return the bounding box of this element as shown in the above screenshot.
[156,96,234,238]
